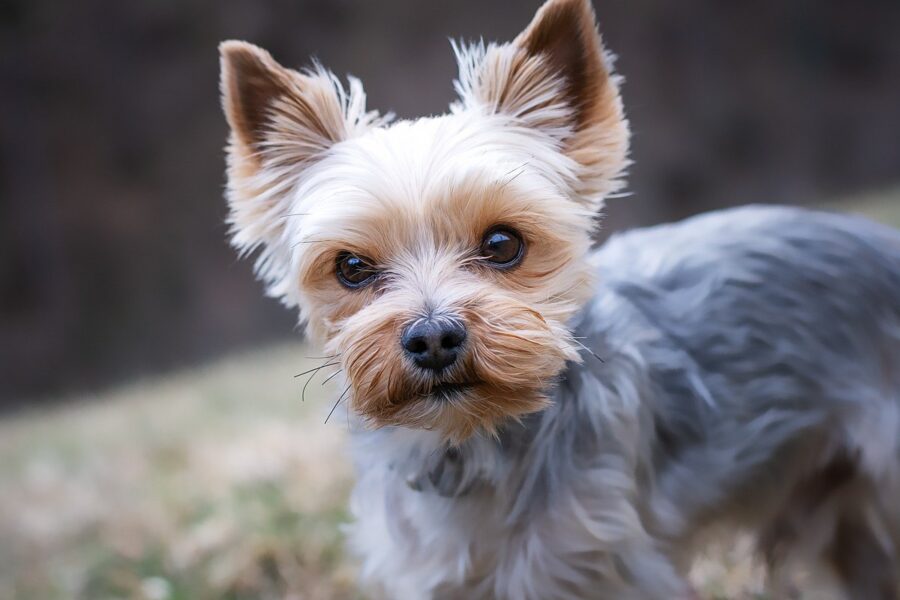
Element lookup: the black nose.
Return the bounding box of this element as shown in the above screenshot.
[401,317,467,372]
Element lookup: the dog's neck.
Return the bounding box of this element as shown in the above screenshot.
[346,290,662,520]
[348,354,617,508]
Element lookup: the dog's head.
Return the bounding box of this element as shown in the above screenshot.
[219,0,629,441]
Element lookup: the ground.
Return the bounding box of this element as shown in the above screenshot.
[2,196,897,600]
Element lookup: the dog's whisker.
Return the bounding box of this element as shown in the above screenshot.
[294,361,340,378]
[290,238,341,249]
[321,368,343,385]
[277,212,311,220]
[346,398,351,431]
[499,168,529,191]
[498,161,530,187]
[301,364,331,401]
[572,339,605,363]
[325,384,352,425]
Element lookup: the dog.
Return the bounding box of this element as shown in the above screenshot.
[217,0,900,597]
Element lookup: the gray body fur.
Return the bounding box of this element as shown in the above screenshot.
[348,205,900,599]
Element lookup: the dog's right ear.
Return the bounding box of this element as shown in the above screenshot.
[219,41,380,303]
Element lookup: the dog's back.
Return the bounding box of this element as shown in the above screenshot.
[589,204,900,594]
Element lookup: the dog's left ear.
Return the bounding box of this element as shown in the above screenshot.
[454,0,629,208]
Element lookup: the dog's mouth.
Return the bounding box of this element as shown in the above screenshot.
[425,381,478,401]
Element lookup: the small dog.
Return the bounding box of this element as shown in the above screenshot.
[218,0,900,597]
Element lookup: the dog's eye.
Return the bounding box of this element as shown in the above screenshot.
[336,252,378,288]
[480,227,524,267]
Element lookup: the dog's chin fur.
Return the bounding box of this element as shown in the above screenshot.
[218,0,900,598]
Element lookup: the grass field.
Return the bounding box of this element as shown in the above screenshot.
[2,196,897,600]
[0,346,359,600]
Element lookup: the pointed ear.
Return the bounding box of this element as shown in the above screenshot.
[220,41,358,163]
[515,0,613,136]
[453,0,629,207]
[218,41,380,303]
[220,41,290,150]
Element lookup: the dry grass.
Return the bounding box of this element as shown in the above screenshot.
[0,346,357,600]
[2,197,897,600]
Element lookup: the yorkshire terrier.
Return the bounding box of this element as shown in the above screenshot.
[218,0,900,597]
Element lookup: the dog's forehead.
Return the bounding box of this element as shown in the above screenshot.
[295,112,576,226]
[346,114,540,190]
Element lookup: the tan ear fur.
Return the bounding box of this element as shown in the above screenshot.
[220,41,290,150]
[516,0,609,137]
[454,0,630,207]
[220,41,356,164]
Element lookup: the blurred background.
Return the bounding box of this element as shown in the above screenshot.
[1,1,898,598]
[4,0,900,406]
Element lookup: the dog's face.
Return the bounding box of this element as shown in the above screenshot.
[219,0,628,440]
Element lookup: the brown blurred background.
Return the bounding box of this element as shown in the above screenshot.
[2,0,900,407]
